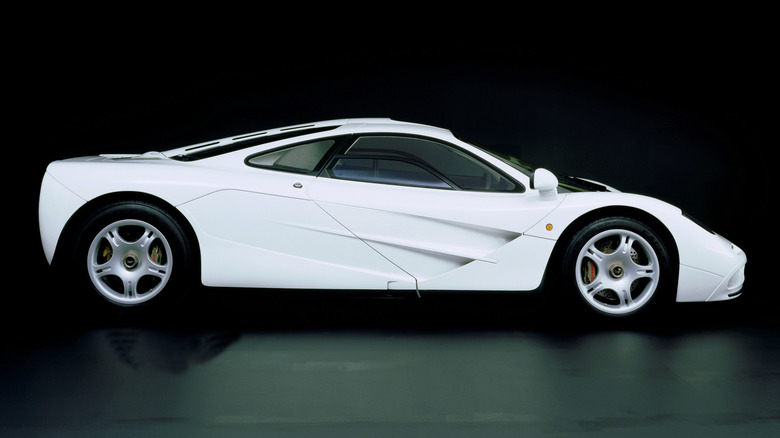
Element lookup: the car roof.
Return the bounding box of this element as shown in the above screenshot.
[161,118,452,160]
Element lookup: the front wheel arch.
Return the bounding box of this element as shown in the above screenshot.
[546,207,679,316]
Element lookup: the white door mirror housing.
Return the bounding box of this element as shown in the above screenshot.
[531,168,558,199]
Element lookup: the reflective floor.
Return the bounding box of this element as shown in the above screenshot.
[2,290,778,437]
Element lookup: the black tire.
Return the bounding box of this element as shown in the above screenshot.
[561,216,672,317]
[75,201,193,308]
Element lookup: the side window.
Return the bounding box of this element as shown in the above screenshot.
[331,157,452,189]
[328,136,516,191]
[246,139,335,174]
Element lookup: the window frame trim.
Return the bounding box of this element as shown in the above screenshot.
[321,133,525,193]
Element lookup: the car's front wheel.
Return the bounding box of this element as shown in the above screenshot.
[77,201,193,308]
[562,216,672,317]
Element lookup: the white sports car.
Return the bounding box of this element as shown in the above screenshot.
[39,118,746,317]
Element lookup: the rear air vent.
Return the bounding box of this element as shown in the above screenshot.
[231,132,268,141]
[184,141,220,152]
[171,125,339,161]
[281,124,315,131]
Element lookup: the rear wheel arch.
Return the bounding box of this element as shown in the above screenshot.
[52,192,202,306]
[55,192,200,266]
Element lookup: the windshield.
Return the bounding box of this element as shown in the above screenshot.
[456,136,534,176]
[483,149,536,176]
[457,135,605,193]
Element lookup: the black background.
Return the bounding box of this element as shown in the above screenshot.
[11,14,775,319]
[4,12,779,438]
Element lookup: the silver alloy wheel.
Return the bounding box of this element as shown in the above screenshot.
[575,228,660,315]
[86,219,173,306]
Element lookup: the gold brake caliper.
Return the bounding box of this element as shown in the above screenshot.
[150,245,164,265]
[102,245,113,262]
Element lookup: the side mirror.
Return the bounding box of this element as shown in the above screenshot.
[531,168,558,199]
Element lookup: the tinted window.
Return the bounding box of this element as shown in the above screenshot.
[330,136,516,191]
[247,139,335,173]
[332,157,452,189]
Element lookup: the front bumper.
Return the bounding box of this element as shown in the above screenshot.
[677,242,747,302]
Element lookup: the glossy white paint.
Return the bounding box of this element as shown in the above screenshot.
[39,172,87,263]
[529,191,747,302]
[39,118,746,304]
[177,183,416,289]
[307,177,560,290]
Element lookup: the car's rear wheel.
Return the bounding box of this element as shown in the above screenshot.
[78,201,192,308]
[562,216,671,317]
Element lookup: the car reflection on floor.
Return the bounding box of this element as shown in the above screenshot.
[1,294,778,437]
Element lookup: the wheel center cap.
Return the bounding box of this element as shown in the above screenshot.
[609,264,624,279]
[124,254,139,269]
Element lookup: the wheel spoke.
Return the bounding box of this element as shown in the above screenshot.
[86,218,175,306]
[123,280,138,300]
[145,264,168,280]
[618,289,635,309]
[90,260,113,278]
[138,228,156,248]
[573,225,663,316]
[619,234,635,255]
[585,280,606,296]
[633,267,655,278]
[103,226,123,249]
[586,244,606,262]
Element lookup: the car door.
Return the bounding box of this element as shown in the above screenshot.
[307,134,564,291]
[179,137,417,290]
